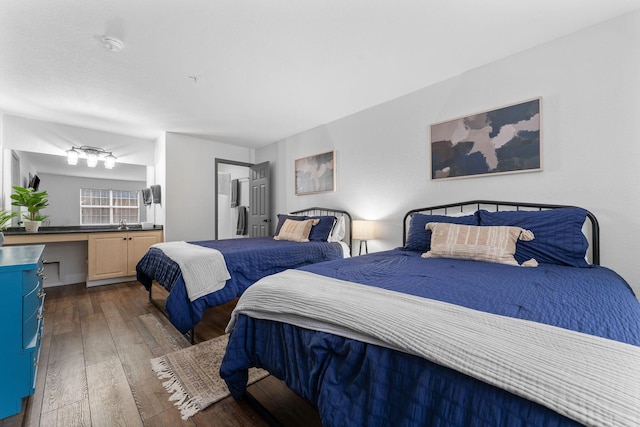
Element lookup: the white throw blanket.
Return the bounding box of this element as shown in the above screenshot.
[153,241,231,301]
[228,269,640,427]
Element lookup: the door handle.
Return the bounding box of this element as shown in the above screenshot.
[263,219,272,222]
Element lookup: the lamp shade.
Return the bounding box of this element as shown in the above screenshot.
[86,152,98,167]
[353,220,376,240]
[104,153,116,169]
[66,147,79,165]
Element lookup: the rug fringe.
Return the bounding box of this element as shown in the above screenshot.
[150,357,203,420]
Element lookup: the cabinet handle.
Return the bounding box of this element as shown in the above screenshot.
[37,313,44,321]
[34,359,38,367]
[129,237,132,240]
[38,290,46,299]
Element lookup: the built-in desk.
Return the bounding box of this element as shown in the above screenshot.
[3,226,163,287]
[4,232,90,245]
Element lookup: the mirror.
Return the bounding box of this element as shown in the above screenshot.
[16,151,146,181]
[12,151,149,226]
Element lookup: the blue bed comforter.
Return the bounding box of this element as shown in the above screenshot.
[136,237,344,332]
[221,248,640,426]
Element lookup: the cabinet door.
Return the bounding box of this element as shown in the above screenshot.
[88,234,128,280]
[126,231,163,275]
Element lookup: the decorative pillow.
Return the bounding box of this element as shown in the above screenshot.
[274,214,306,236]
[307,215,337,242]
[478,208,589,267]
[422,223,537,266]
[328,216,346,242]
[273,218,319,242]
[405,212,479,252]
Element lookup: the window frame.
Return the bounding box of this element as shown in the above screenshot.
[80,188,140,225]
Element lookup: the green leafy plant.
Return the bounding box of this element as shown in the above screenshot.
[0,209,18,231]
[10,185,49,222]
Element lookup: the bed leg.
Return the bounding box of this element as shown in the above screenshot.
[242,391,284,427]
[147,282,196,345]
[184,328,195,344]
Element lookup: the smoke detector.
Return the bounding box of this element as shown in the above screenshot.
[101,36,124,52]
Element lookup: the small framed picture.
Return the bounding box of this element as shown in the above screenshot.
[295,150,336,195]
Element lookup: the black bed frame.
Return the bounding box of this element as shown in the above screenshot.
[147,207,353,344]
[290,206,353,250]
[403,200,600,265]
[243,200,602,427]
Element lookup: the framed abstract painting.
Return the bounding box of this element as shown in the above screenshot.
[295,150,336,195]
[430,98,541,180]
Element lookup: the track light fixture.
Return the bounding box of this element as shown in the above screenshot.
[66,146,117,169]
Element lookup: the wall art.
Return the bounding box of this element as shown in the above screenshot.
[295,150,336,195]
[431,98,541,180]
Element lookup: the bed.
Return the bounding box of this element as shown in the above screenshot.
[136,207,352,334]
[221,200,640,427]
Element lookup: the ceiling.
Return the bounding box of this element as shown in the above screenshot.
[1,1,639,149]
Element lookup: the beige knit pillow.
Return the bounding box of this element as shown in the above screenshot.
[422,222,537,266]
[273,218,319,242]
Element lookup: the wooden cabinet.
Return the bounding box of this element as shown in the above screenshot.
[87,230,162,280]
[0,245,45,419]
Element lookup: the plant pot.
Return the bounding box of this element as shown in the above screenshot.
[24,220,42,233]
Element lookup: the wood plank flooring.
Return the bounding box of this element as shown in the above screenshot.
[0,281,321,427]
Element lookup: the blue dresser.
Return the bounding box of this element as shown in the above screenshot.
[0,245,45,419]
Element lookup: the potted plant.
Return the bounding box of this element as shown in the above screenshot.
[10,185,49,233]
[0,209,18,245]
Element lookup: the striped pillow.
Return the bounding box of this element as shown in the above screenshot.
[422,222,537,266]
[273,218,319,242]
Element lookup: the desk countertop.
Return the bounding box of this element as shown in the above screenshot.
[4,225,163,236]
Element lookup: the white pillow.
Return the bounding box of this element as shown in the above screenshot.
[328,216,346,242]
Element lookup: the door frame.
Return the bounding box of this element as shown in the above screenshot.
[214,158,254,240]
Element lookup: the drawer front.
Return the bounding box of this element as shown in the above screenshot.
[29,331,43,394]
[23,301,44,349]
[22,263,44,349]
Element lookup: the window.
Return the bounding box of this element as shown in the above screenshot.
[80,189,140,225]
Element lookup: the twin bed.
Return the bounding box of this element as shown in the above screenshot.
[136,207,352,334]
[220,201,640,427]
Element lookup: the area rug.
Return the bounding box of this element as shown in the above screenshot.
[150,332,269,420]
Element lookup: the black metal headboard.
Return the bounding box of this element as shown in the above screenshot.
[290,207,353,249]
[403,200,599,265]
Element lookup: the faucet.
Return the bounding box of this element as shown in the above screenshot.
[118,219,129,230]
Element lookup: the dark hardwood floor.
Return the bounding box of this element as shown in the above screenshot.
[0,281,322,427]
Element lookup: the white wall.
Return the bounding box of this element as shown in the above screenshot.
[164,133,254,242]
[256,11,640,296]
[151,134,166,229]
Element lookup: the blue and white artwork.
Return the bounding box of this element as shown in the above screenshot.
[431,98,541,180]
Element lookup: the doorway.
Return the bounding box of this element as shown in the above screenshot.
[216,160,251,240]
[215,159,271,239]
